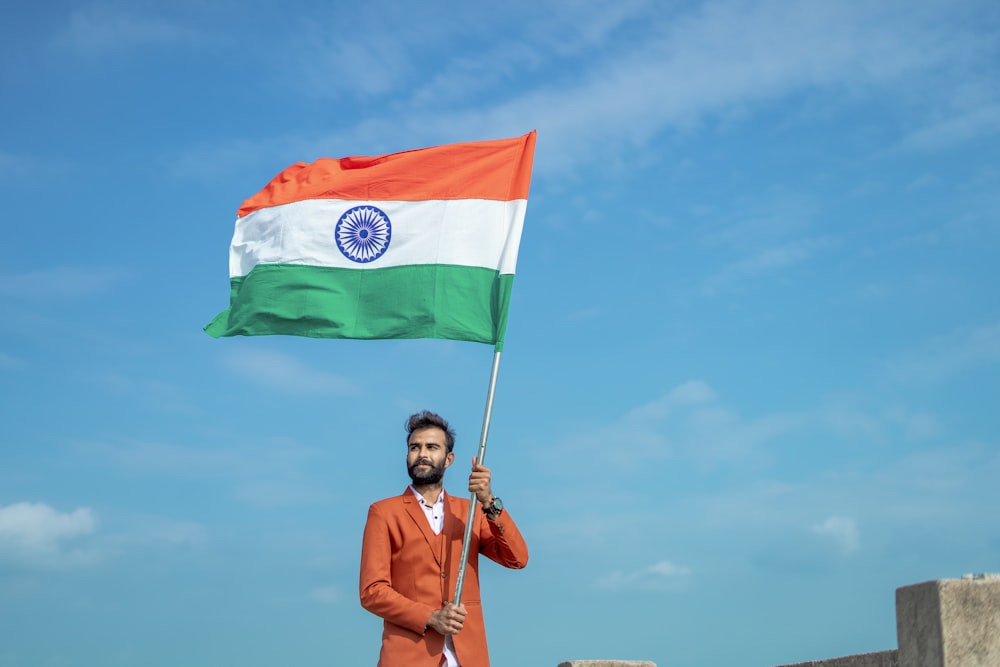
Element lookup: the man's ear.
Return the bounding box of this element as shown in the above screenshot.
[444,451,455,469]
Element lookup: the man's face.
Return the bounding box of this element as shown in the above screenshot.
[406,427,454,485]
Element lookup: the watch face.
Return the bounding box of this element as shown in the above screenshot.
[492,497,504,511]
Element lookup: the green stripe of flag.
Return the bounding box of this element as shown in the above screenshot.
[204,264,515,347]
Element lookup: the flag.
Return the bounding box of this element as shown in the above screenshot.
[204,131,536,349]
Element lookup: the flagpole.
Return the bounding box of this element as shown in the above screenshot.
[452,348,502,605]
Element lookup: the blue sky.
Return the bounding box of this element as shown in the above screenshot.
[1,1,999,666]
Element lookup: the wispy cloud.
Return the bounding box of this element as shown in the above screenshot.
[98,374,196,415]
[0,502,99,569]
[0,351,29,369]
[138,519,207,547]
[0,266,125,300]
[221,348,356,395]
[624,379,717,421]
[55,6,199,56]
[280,2,652,104]
[289,17,413,98]
[233,480,333,508]
[80,437,320,479]
[0,151,73,183]
[102,515,209,554]
[172,1,997,189]
[898,104,1000,152]
[82,439,243,476]
[304,0,989,175]
[701,236,837,295]
[702,192,818,249]
[811,515,860,555]
[565,307,602,323]
[537,379,803,472]
[885,321,1000,384]
[309,585,343,605]
[682,440,1000,570]
[595,559,692,592]
[78,436,331,508]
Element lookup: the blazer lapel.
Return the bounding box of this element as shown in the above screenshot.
[442,492,468,573]
[401,487,444,567]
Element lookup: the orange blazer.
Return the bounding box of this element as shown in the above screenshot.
[360,488,529,667]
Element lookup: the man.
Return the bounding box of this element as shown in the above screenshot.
[360,410,529,667]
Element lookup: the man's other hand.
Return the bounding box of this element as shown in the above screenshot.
[427,603,467,635]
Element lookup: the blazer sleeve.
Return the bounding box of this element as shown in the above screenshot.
[359,502,437,634]
[478,508,529,569]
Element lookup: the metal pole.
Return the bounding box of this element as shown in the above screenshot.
[452,349,502,605]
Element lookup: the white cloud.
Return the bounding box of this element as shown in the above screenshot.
[811,515,860,555]
[0,502,99,568]
[595,559,692,592]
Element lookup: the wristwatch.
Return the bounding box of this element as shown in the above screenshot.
[482,496,504,519]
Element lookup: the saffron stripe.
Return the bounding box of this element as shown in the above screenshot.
[238,132,536,216]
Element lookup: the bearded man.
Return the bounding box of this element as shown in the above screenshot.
[359,410,529,667]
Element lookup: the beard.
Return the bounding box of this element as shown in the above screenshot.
[407,459,446,485]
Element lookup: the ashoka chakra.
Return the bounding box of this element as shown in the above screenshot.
[335,205,392,263]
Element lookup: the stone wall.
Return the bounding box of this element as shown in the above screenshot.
[775,650,899,667]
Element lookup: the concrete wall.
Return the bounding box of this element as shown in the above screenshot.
[896,576,1000,667]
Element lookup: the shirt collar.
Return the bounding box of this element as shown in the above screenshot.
[409,485,444,507]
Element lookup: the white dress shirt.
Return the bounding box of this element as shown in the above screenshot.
[411,486,459,667]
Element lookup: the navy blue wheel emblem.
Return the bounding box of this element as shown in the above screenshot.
[335,205,392,263]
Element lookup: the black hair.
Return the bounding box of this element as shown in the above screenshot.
[405,410,456,453]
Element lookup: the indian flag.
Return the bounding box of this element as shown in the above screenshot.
[204,131,536,349]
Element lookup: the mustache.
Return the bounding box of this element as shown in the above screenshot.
[411,459,435,467]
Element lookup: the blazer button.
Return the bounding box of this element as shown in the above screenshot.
[441,572,447,578]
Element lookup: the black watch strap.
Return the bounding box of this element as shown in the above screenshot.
[482,496,504,517]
